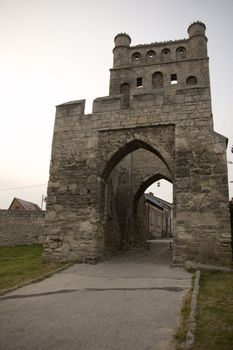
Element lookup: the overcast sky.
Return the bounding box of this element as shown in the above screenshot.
[0,0,232,208]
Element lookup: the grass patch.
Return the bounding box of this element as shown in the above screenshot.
[175,270,233,350]
[192,271,233,350]
[0,245,66,292]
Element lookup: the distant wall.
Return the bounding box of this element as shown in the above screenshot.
[230,200,233,253]
[0,210,45,246]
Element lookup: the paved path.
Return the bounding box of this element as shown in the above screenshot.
[0,241,191,350]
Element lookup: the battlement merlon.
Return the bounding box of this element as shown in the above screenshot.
[53,100,89,134]
[56,100,86,117]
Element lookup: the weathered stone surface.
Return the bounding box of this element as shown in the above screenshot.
[43,22,232,266]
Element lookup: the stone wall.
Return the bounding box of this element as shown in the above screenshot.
[0,210,45,246]
[230,200,233,253]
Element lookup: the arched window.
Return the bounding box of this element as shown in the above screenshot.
[120,83,130,94]
[186,76,198,86]
[161,48,171,62]
[152,72,163,88]
[120,83,130,108]
[132,52,141,63]
[176,47,186,60]
[147,50,156,62]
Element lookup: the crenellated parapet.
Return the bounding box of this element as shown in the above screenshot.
[110,21,208,97]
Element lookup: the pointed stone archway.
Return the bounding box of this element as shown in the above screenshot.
[100,140,173,254]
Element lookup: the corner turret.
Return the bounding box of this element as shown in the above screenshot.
[113,33,131,68]
[188,21,208,58]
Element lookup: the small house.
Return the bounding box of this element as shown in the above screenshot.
[145,192,173,238]
[8,198,41,211]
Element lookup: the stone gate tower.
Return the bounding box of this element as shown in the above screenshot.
[43,22,232,266]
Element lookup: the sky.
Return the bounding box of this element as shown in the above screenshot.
[0,0,232,208]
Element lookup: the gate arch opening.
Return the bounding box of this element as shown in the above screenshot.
[130,177,173,264]
[101,143,174,257]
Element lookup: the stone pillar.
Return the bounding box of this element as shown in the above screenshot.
[173,122,232,266]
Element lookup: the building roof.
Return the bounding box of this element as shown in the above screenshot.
[8,197,41,211]
[144,192,173,210]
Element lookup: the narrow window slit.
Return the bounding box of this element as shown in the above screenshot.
[171,74,177,84]
[137,77,143,88]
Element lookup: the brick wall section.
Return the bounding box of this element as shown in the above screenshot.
[0,210,45,246]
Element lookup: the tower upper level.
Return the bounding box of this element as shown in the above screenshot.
[109,22,209,97]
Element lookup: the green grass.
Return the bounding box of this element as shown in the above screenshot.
[192,271,233,350]
[0,245,65,292]
[175,270,233,350]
